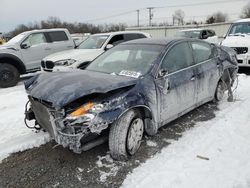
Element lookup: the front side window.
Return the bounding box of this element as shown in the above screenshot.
[161,42,194,74]
[22,33,46,47]
[77,35,109,49]
[108,34,125,46]
[86,44,164,76]
[47,31,68,42]
[124,34,146,41]
[191,42,213,63]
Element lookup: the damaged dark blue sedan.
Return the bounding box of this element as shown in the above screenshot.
[24,38,238,160]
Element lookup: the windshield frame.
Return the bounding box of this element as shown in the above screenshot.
[85,43,166,78]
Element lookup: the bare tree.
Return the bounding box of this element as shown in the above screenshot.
[241,2,250,18]
[7,17,127,38]
[206,11,227,24]
[173,9,185,25]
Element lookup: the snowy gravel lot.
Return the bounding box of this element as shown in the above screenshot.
[0,72,249,188]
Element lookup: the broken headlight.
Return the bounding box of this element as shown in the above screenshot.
[54,59,77,66]
[69,102,106,119]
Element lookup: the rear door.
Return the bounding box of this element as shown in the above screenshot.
[46,31,74,53]
[21,32,51,70]
[155,41,197,123]
[190,41,220,103]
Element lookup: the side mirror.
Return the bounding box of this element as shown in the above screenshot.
[105,44,114,51]
[21,43,30,49]
[202,34,209,39]
[158,69,168,78]
[223,34,227,39]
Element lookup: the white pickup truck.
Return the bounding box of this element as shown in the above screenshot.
[0,28,75,87]
[221,18,250,67]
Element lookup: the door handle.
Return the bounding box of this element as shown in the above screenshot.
[45,47,52,50]
[67,46,73,48]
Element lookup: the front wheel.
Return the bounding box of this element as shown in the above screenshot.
[0,64,20,88]
[214,80,226,101]
[109,109,144,160]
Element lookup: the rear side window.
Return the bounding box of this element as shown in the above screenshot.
[47,31,69,42]
[191,42,213,63]
[161,42,194,73]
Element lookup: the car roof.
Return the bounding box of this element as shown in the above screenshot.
[122,37,192,46]
[92,31,149,37]
[22,28,68,35]
[234,18,250,23]
[179,28,203,32]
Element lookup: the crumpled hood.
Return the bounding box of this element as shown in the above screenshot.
[44,49,104,62]
[25,70,138,108]
[221,36,250,47]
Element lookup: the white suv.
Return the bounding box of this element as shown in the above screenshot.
[221,18,250,67]
[0,28,75,87]
[41,31,151,72]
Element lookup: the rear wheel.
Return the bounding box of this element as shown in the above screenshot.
[109,109,144,160]
[0,64,20,88]
[214,80,226,101]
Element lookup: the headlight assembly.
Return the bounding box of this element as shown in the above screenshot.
[69,102,106,118]
[54,59,77,66]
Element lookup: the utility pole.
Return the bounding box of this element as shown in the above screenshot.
[136,9,140,27]
[147,7,154,26]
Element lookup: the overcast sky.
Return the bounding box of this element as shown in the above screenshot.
[0,0,249,33]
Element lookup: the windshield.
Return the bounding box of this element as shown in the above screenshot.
[229,22,250,35]
[77,35,109,49]
[176,30,200,39]
[86,44,164,77]
[7,33,26,44]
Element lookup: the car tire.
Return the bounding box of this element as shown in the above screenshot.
[0,63,20,88]
[214,80,226,101]
[109,109,144,161]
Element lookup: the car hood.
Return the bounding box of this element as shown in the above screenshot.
[25,70,138,108]
[44,49,104,62]
[0,43,17,50]
[221,36,250,47]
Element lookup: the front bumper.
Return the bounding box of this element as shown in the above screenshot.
[28,98,116,153]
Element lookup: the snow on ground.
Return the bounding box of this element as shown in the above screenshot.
[0,82,50,162]
[123,74,250,188]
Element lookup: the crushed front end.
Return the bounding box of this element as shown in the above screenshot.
[25,93,126,153]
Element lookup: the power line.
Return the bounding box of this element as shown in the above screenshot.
[82,0,247,23]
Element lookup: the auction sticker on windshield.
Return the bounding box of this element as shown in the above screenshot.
[119,70,141,78]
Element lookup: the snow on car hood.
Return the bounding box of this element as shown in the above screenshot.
[43,49,104,62]
[221,35,250,47]
[25,70,138,108]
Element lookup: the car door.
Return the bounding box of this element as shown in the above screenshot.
[155,41,197,123]
[46,31,74,53]
[190,41,220,103]
[21,32,51,70]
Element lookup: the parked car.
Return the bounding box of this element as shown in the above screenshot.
[221,18,250,67]
[176,29,219,44]
[41,31,151,72]
[25,38,238,160]
[0,28,75,88]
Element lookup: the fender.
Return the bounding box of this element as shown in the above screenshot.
[0,53,26,74]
